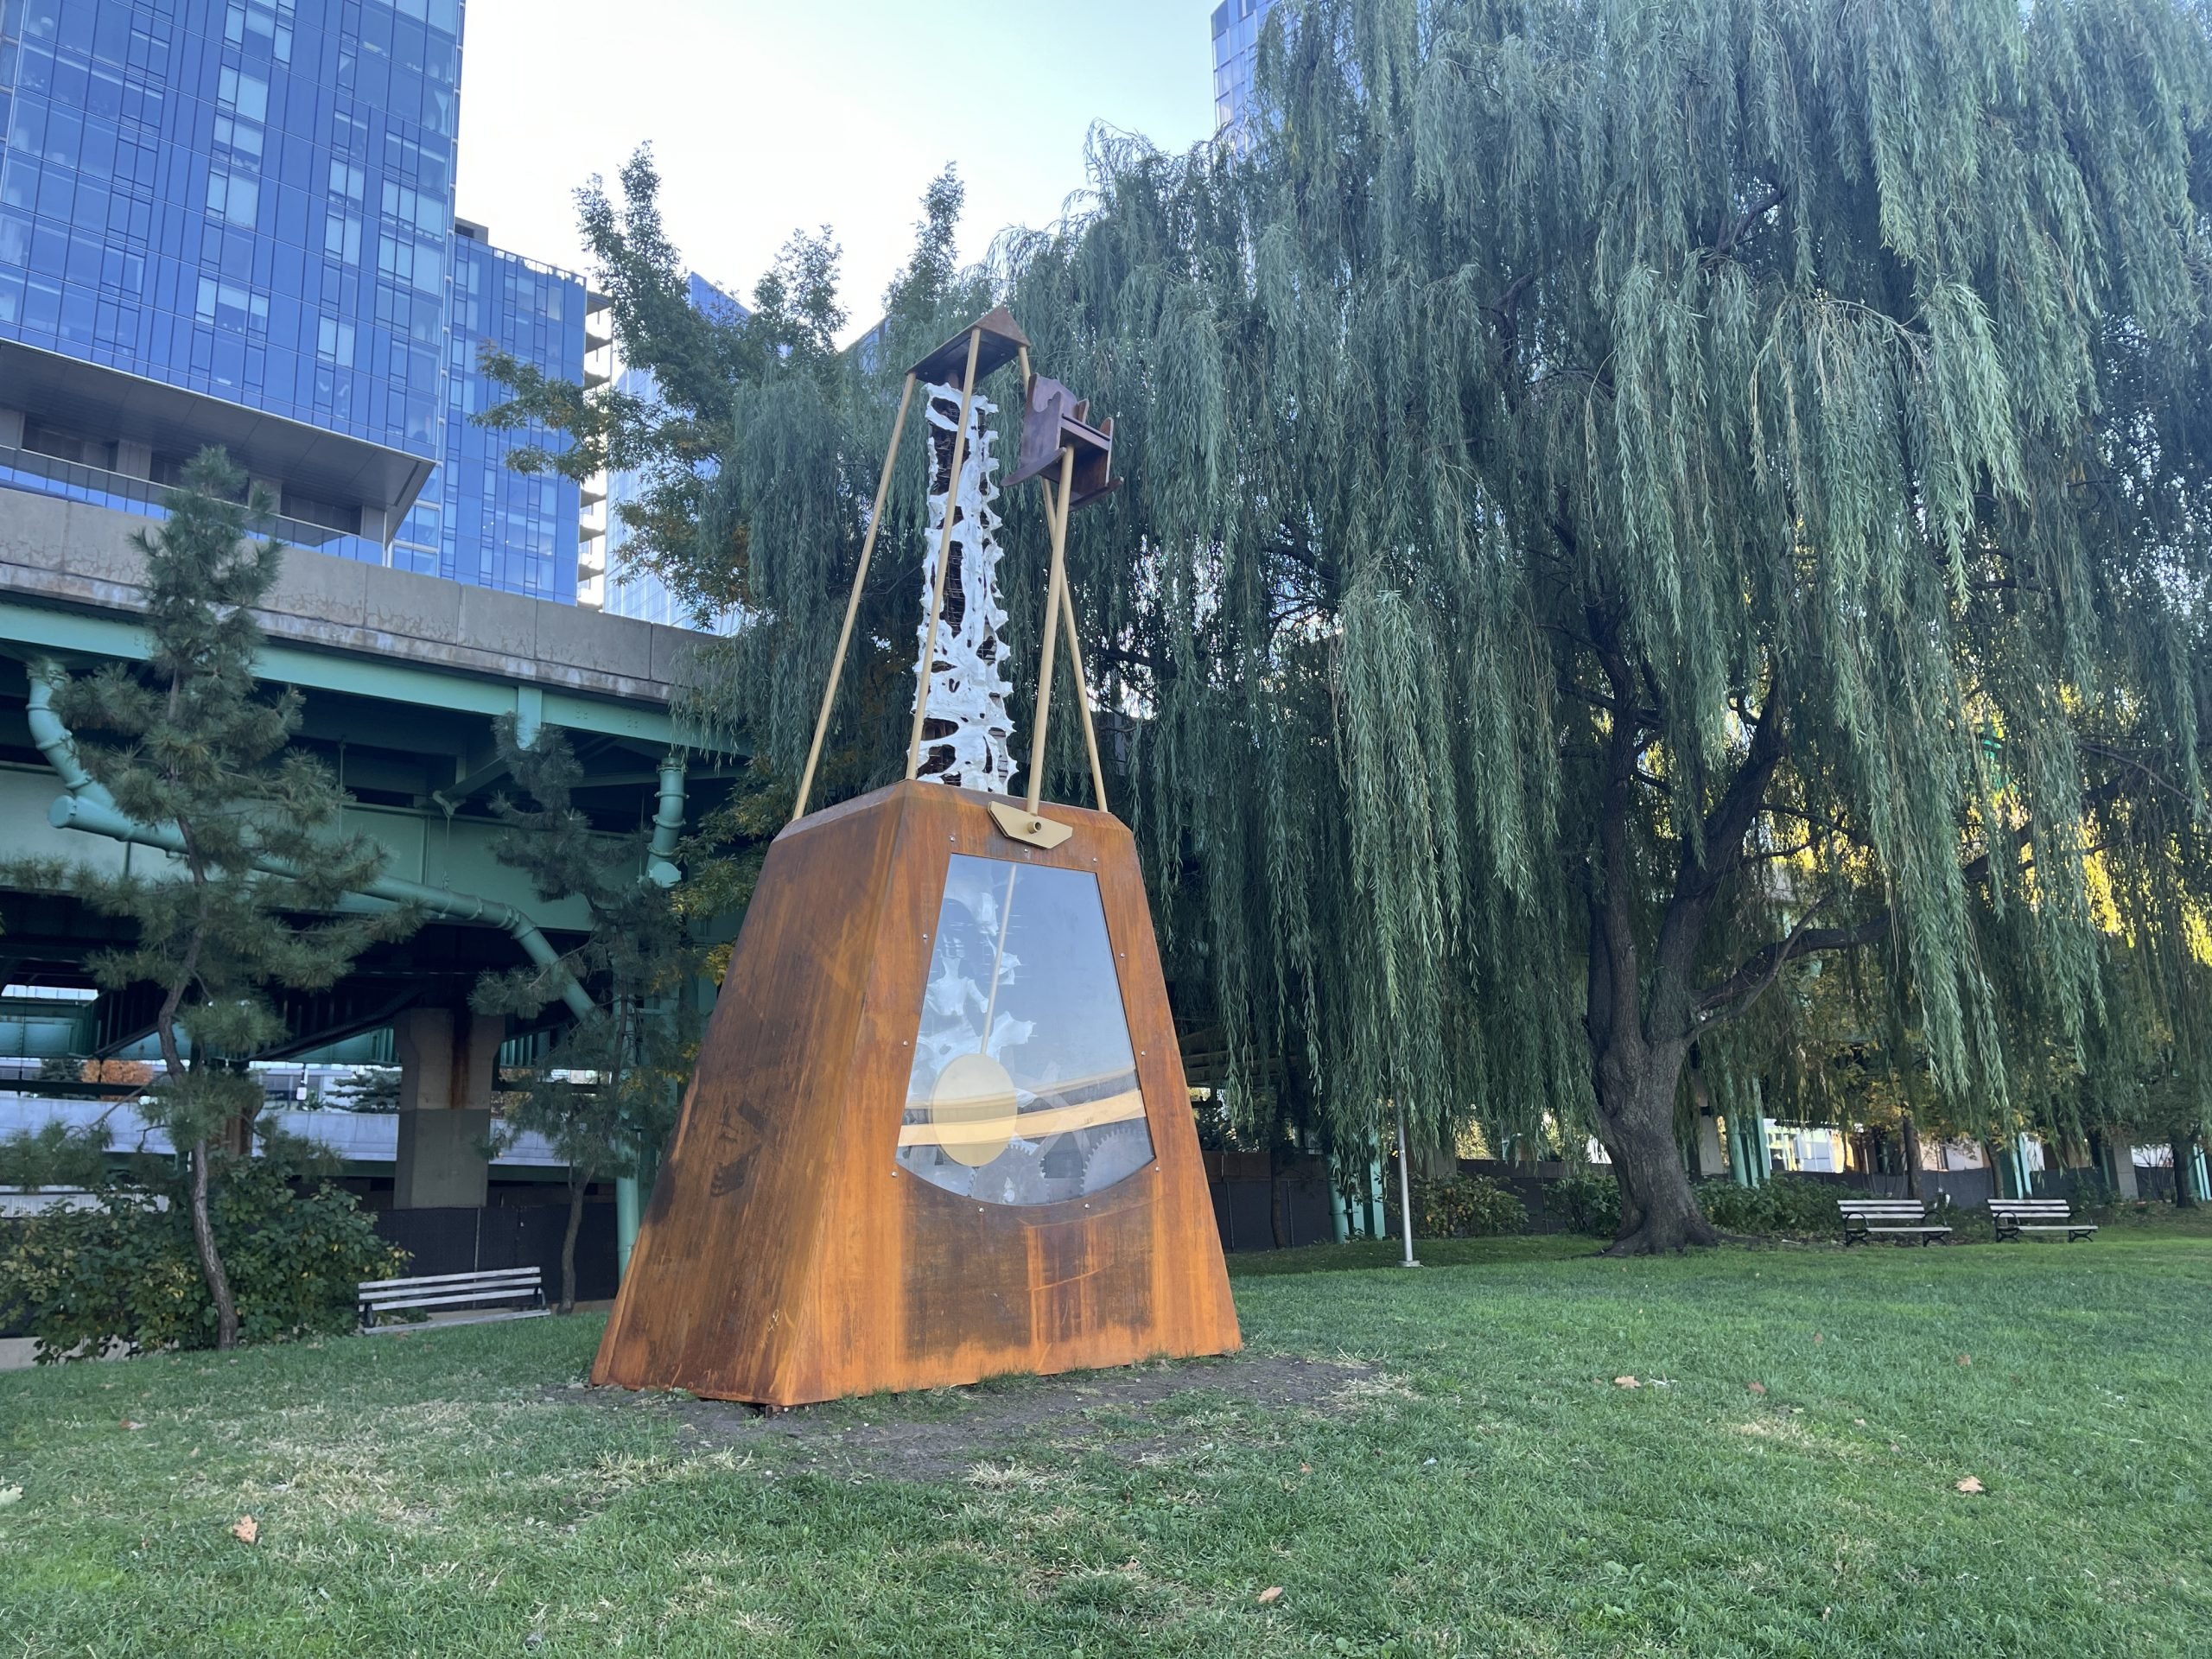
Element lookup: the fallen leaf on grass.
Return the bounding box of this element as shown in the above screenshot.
[230,1516,259,1545]
[1746,1382,1767,1395]
[1613,1376,1641,1389]
[1955,1477,1985,1495]
[1956,1354,1972,1367]
[1257,1586,1284,1605]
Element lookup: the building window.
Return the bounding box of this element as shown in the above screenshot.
[206,168,257,229]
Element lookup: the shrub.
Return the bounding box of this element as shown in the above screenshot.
[0,1159,403,1361]
[1696,1175,1857,1236]
[1546,1172,1622,1237]
[0,1122,111,1187]
[1393,1173,1529,1237]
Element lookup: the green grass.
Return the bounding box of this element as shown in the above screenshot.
[4,1230,2209,1656]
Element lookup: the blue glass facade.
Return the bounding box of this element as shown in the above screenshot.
[1210,0,1281,133]
[0,0,594,601]
[0,0,457,466]
[399,228,584,601]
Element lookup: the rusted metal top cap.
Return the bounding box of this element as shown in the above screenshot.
[1007,372,1117,510]
[906,306,1031,386]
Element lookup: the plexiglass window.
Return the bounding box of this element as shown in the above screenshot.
[899,855,1154,1205]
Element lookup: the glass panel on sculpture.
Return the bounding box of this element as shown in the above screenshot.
[898,855,1154,1205]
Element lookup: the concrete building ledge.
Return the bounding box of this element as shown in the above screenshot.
[0,490,706,705]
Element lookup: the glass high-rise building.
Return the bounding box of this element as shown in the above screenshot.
[0,0,601,600]
[1210,0,1282,134]
[403,219,590,602]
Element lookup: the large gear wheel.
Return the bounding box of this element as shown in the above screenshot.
[969,1138,1051,1206]
[1075,1120,1154,1196]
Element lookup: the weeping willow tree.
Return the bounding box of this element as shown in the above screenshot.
[503,0,2212,1253]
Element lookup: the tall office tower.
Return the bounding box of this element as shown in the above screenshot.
[404,218,602,603]
[1210,0,1281,134]
[596,270,741,630]
[0,0,601,601]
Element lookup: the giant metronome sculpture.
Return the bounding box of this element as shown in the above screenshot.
[593,308,1241,1406]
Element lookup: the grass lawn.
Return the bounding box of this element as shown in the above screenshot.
[4,1227,2209,1656]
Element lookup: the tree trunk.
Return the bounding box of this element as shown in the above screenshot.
[1900,1112,1924,1201]
[559,1179,585,1312]
[1590,1038,1716,1255]
[189,1137,240,1349]
[2174,1134,2198,1208]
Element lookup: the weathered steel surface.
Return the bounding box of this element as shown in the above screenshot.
[593,779,1241,1405]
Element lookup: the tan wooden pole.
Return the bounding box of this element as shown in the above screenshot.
[791,372,916,823]
[1024,445,1077,817]
[906,328,984,779]
[1038,478,1109,813]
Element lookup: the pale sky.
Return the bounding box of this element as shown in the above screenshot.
[454,1,1221,336]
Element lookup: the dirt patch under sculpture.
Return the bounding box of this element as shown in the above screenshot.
[557,1352,1388,1484]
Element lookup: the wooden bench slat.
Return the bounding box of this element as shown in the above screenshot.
[361,1280,542,1302]
[362,1287,546,1313]
[360,1274,542,1300]
[1988,1198,2097,1242]
[363,1308,555,1336]
[357,1266,547,1330]
[1840,1195,1952,1244]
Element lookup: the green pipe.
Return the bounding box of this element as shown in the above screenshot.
[645,753,686,887]
[27,658,595,1021]
[615,1171,640,1278]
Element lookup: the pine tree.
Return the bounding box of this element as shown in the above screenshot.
[30,450,414,1342]
[499,0,2212,1253]
[473,719,701,1312]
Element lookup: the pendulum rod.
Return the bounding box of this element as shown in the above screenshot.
[1024,445,1077,817]
[1037,474,1110,814]
[978,861,1020,1051]
[906,328,985,779]
[793,372,916,822]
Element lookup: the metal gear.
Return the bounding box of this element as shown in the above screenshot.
[969,1138,1051,1206]
[1075,1120,1154,1196]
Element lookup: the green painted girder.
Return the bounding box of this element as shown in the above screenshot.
[0,597,674,746]
[0,766,606,931]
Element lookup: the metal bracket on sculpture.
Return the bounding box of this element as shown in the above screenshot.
[987,800,1073,849]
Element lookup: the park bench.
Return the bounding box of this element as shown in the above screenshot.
[1989,1198,2098,1243]
[1839,1197,1953,1247]
[358,1266,549,1332]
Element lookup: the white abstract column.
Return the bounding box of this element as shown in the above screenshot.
[914,379,1017,793]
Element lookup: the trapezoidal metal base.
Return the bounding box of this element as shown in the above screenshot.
[591,779,1241,1406]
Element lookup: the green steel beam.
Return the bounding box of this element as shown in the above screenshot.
[0,598,674,745]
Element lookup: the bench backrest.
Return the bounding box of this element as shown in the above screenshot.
[1988,1199,2073,1217]
[1839,1199,1928,1220]
[359,1266,543,1313]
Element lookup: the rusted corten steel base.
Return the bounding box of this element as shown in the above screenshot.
[591,779,1242,1406]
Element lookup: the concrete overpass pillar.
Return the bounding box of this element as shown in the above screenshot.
[1694,1112,1727,1179]
[2112,1144,2139,1200]
[393,1005,502,1209]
